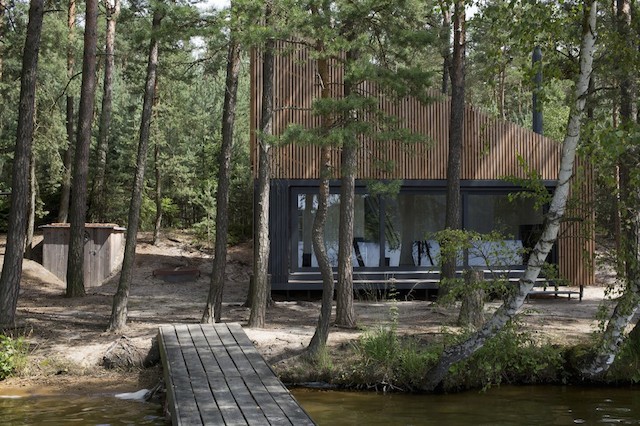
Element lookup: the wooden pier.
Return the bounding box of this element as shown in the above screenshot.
[158,323,315,426]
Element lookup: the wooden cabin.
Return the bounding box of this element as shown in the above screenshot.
[251,42,595,292]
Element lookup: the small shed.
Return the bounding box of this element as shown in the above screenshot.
[41,223,126,288]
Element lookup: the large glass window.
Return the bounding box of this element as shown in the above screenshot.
[294,189,547,271]
[465,194,544,267]
[384,194,446,267]
[296,193,379,268]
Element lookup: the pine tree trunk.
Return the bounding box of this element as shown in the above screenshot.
[66,0,98,297]
[202,16,242,324]
[0,0,5,81]
[439,2,451,95]
[307,150,334,356]
[108,9,162,332]
[335,47,358,329]
[58,0,76,224]
[422,1,597,391]
[248,4,274,329]
[0,0,44,327]
[457,269,485,329]
[307,29,335,356]
[25,152,36,259]
[90,0,119,222]
[442,0,465,284]
[152,140,162,245]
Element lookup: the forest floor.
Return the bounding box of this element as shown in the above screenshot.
[0,231,623,396]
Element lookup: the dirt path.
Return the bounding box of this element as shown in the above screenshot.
[0,232,621,394]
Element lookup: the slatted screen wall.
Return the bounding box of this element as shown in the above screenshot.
[251,42,595,286]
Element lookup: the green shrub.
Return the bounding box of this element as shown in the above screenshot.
[0,335,29,379]
[446,320,563,390]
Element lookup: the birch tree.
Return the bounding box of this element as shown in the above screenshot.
[580,0,639,378]
[422,0,597,391]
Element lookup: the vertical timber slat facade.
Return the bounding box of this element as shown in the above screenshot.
[251,42,595,291]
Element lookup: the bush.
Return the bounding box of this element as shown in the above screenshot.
[446,320,564,390]
[352,327,440,391]
[0,335,28,380]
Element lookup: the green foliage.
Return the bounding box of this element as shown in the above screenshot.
[446,320,564,390]
[609,330,640,383]
[353,326,439,391]
[432,229,526,303]
[350,290,439,391]
[504,156,553,210]
[0,335,29,380]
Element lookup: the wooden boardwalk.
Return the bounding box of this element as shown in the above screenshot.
[158,323,315,426]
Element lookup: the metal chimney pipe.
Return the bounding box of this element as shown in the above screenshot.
[532,46,543,134]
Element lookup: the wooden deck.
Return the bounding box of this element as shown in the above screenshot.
[158,323,315,426]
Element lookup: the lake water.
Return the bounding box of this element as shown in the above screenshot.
[0,393,165,425]
[292,385,640,425]
[1,385,639,425]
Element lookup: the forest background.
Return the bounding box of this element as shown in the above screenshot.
[0,0,638,392]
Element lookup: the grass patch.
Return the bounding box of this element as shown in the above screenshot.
[0,334,29,379]
[348,326,440,391]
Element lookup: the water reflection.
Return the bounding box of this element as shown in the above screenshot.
[292,386,640,426]
[0,394,166,425]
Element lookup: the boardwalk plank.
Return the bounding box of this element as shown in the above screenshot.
[226,376,269,426]
[226,324,314,425]
[158,323,315,426]
[159,327,201,425]
[201,325,240,377]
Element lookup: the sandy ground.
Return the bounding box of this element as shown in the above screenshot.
[0,231,624,395]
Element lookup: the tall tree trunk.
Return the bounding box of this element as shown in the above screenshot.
[439,0,451,95]
[89,0,120,222]
[307,149,334,356]
[307,26,335,356]
[0,0,6,81]
[108,9,162,332]
[335,47,358,329]
[202,12,242,324]
[422,0,597,391]
[248,2,274,329]
[0,0,44,327]
[152,139,162,245]
[25,151,36,259]
[58,0,76,223]
[442,0,465,283]
[66,0,98,297]
[581,0,638,377]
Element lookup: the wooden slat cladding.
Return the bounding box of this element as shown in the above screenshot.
[251,41,595,287]
[251,42,561,181]
[558,156,595,286]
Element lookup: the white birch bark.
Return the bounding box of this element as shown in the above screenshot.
[422,0,597,391]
